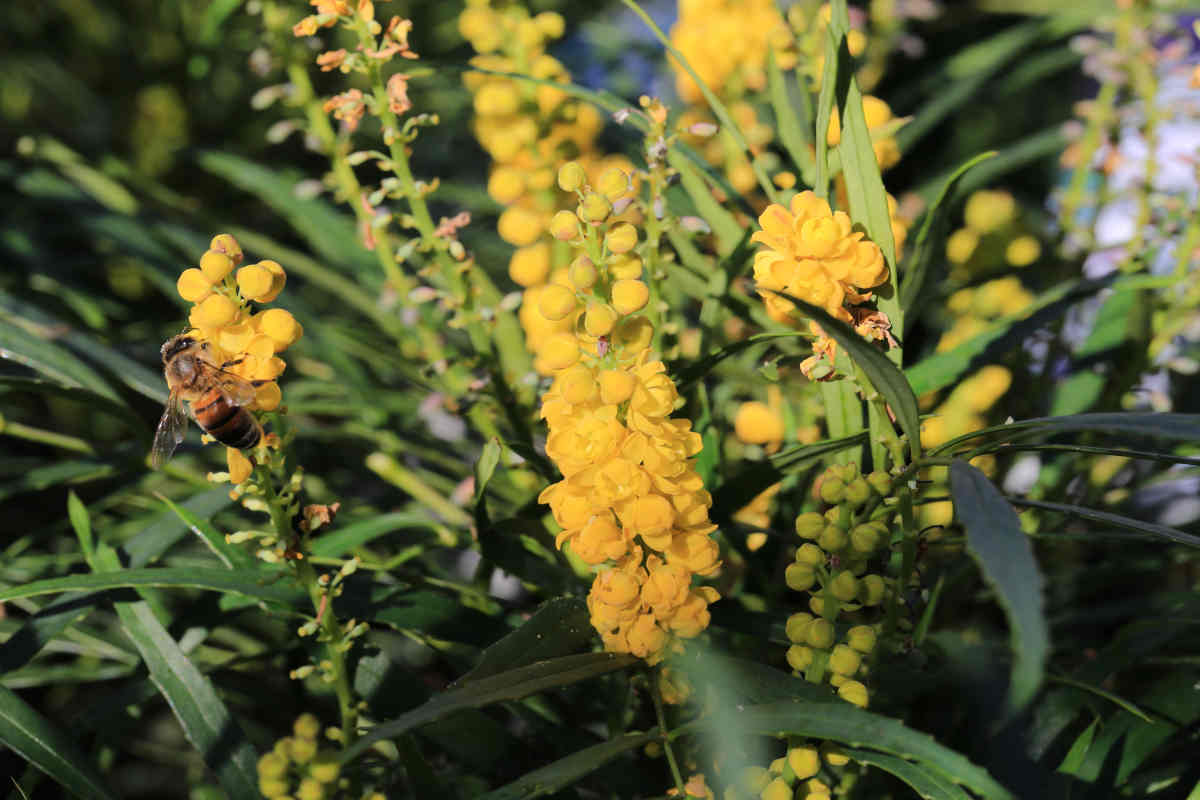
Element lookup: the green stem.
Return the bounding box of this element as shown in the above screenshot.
[259,466,358,745]
[0,418,95,454]
[650,671,686,795]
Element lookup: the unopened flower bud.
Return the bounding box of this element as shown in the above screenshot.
[584,303,618,337]
[817,525,848,552]
[610,279,649,315]
[838,680,869,707]
[785,561,816,592]
[847,625,877,653]
[843,477,871,507]
[761,777,791,800]
[805,618,835,649]
[568,256,598,290]
[829,571,860,602]
[859,574,887,606]
[786,644,814,671]
[787,746,820,780]
[578,192,612,223]
[537,284,578,321]
[209,233,243,263]
[785,612,814,643]
[794,512,825,539]
[550,209,579,241]
[796,543,824,565]
[818,476,846,504]
[866,471,892,495]
[605,223,638,254]
[557,161,587,192]
[609,252,643,279]
[540,332,580,370]
[177,268,214,302]
[828,644,861,676]
[596,166,630,199]
[199,250,235,282]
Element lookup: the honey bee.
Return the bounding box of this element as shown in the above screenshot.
[151,334,262,468]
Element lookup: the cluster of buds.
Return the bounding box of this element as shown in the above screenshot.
[458,1,638,368]
[174,234,302,484]
[256,713,346,800]
[785,463,896,709]
[945,189,1041,280]
[726,742,855,800]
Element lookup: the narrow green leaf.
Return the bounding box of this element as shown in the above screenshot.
[950,460,1048,712]
[1009,497,1200,549]
[813,15,839,197]
[93,546,260,799]
[474,439,503,505]
[0,377,147,445]
[156,492,254,569]
[761,289,921,460]
[0,318,119,401]
[900,151,997,317]
[0,685,119,800]
[930,413,1200,456]
[477,731,656,800]
[458,597,592,684]
[906,278,1104,396]
[675,703,1015,800]
[0,594,99,674]
[1057,718,1098,775]
[670,152,745,257]
[841,747,972,800]
[67,492,93,562]
[124,488,233,567]
[827,0,901,339]
[342,653,638,762]
[767,47,816,186]
[308,511,442,558]
[0,567,304,607]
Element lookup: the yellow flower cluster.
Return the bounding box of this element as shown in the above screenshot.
[786,463,889,709]
[946,189,1041,279]
[791,2,868,87]
[458,0,635,366]
[256,713,342,800]
[669,0,795,105]
[174,234,303,480]
[752,191,889,324]
[536,162,721,664]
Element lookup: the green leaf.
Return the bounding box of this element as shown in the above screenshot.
[459,597,593,684]
[93,546,260,799]
[0,567,304,607]
[761,289,921,460]
[1009,498,1200,549]
[0,685,119,800]
[0,594,99,674]
[124,488,233,567]
[474,438,503,505]
[308,511,442,558]
[767,47,816,186]
[476,731,656,800]
[155,492,255,569]
[950,460,1049,712]
[913,127,1068,206]
[675,702,1015,800]
[1057,718,1099,775]
[930,412,1200,456]
[900,151,997,319]
[342,652,638,762]
[0,376,148,446]
[827,0,901,338]
[669,151,745,257]
[0,317,119,401]
[841,747,972,800]
[67,491,93,562]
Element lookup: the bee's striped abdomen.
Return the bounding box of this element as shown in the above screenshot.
[192,388,260,449]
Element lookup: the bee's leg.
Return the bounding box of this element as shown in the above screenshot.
[250,379,269,386]
[220,357,245,369]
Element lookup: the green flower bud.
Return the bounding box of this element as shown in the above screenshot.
[829,571,860,602]
[866,471,892,495]
[843,477,871,507]
[787,746,820,780]
[849,523,880,554]
[817,525,848,552]
[847,625,877,653]
[796,543,825,565]
[794,512,825,539]
[805,618,835,649]
[257,752,288,780]
[786,644,814,671]
[859,574,887,606]
[785,562,816,592]
[785,612,814,643]
[818,476,846,504]
[828,644,862,676]
[578,192,612,224]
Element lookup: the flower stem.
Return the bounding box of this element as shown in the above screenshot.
[650,671,686,795]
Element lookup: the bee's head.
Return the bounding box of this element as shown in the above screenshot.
[161,335,196,364]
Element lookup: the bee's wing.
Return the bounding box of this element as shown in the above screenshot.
[213,367,259,407]
[151,389,188,468]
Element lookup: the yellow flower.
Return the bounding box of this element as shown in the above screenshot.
[751,191,888,323]
[733,401,783,445]
[964,189,1016,234]
[1005,234,1041,267]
